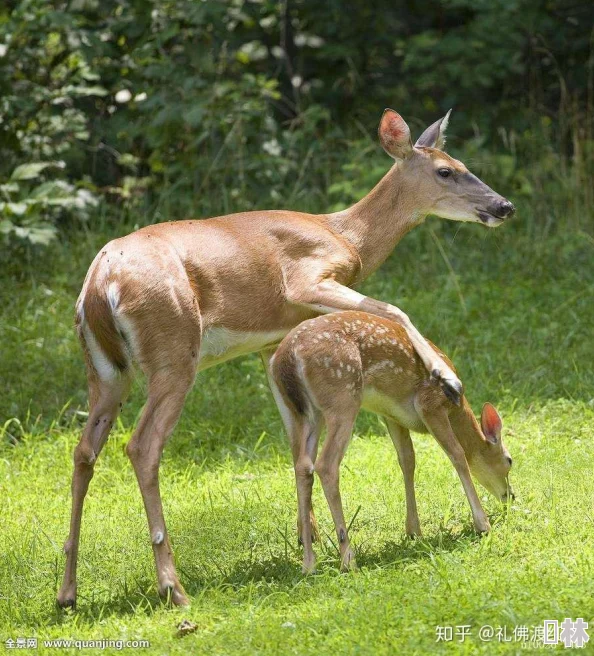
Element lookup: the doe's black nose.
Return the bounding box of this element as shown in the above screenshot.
[498,200,515,217]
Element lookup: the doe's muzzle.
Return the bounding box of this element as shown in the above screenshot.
[488,198,516,220]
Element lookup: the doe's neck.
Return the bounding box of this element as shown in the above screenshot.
[322,163,426,280]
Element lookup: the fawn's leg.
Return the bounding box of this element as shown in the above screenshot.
[290,416,324,573]
[261,348,323,572]
[125,365,195,606]
[417,407,490,533]
[385,419,421,537]
[57,374,129,608]
[315,411,358,571]
[296,415,323,547]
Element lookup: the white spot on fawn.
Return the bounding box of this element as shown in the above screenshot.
[366,360,394,376]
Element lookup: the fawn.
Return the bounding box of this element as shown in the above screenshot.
[270,311,513,572]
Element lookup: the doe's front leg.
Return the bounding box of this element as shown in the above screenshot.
[296,279,463,405]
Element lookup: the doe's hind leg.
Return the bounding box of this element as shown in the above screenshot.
[125,364,196,606]
[57,372,130,608]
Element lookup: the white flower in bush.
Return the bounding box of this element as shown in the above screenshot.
[115,89,132,103]
[262,139,281,157]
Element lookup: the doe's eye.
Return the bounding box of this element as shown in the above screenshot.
[437,168,452,178]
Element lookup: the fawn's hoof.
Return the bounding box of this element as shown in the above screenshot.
[340,549,357,572]
[56,584,77,610]
[302,558,317,575]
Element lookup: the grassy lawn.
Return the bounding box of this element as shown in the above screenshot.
[2,219,594,654]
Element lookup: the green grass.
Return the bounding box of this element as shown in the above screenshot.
[2,217,594,654]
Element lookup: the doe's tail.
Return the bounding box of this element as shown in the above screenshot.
[77,265,128,376]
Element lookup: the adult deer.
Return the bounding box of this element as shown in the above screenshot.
[57,108,515,608]
[271,311,513,573]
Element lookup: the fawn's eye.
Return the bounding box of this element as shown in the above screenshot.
[437,168,452,178]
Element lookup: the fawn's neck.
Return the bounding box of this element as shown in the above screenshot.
[449,401,484,458]
[323,164,426,280]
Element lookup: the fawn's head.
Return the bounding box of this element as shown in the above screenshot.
[464,402,514,501]
[378,109,515,227]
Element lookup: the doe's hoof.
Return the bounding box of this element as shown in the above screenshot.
[56,595,76,610]
[160,584,190,607]
[432,369,463,406]
[56,585,77,610]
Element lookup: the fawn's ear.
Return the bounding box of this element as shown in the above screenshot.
[378,109,413,160]
[415,109,452,150]
[481,402,502,444]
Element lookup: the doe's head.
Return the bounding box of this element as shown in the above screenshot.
[467,402,514,502]
[378,109,515,227]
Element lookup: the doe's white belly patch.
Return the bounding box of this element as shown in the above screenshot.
[198,327,288,370]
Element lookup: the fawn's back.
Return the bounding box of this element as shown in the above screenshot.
[273,310,454,431]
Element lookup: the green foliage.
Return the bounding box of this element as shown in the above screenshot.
[0,0,591,249]
[0,161,98,245]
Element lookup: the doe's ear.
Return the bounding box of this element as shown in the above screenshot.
[481,402,502,444]
[378,109,412,160]
[415,109,452,150]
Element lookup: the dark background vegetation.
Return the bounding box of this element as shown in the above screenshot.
[1,0,592,243]
[0,0,593,430]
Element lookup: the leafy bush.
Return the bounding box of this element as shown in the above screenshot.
[0,0,591,248]
[0,161,98,245]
